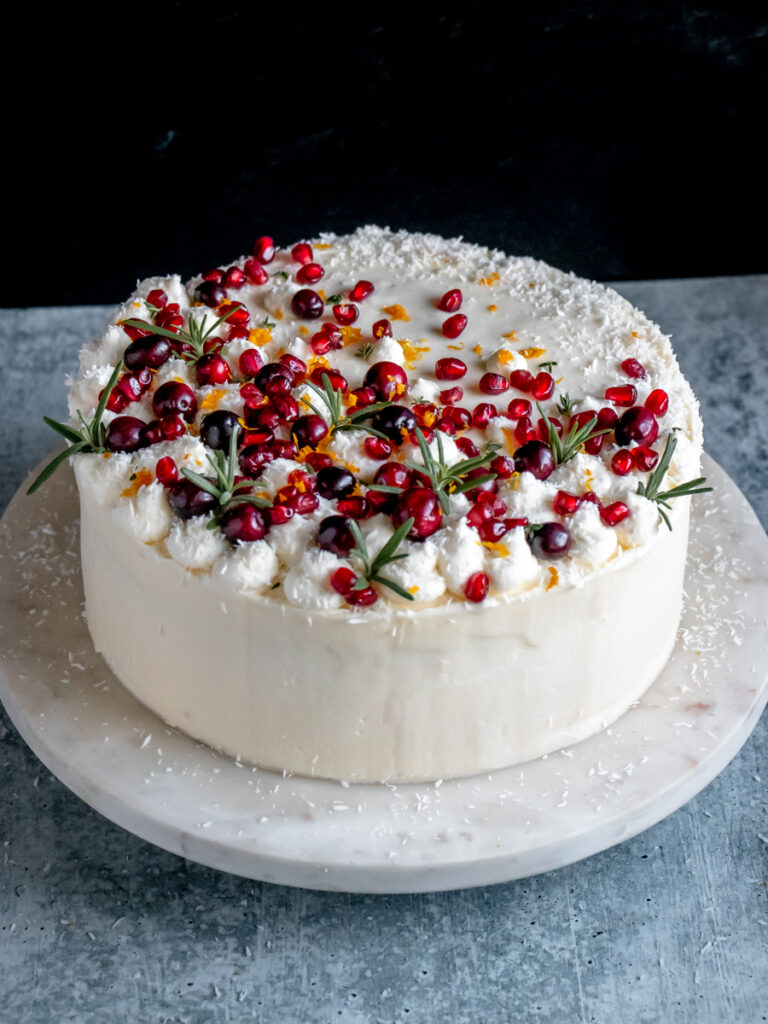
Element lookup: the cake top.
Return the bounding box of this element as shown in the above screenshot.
[40,226,706,613]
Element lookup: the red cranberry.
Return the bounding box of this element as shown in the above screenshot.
[372,319,392,339]
[349,386,378,409]
[464,571,489,603]
[615,406,659,447]
[194,281,226,307]
[292,414,329,449]
[600,501,631,527]
[291,242,313,265]
[304,452,334,472]
[105,416,148,453]
[155,456,178,486]
[268,505,294,526]
[529,522,571,559]
[490,455,515,479]
[462,467,498,500]
[316,515,355,557]
[514,440,555,481]
[472,403,496,429]
[349,280,374,302]
[239,444,275,477]
[621,358,646,379]
[253,235,275,264]
[124,336,172,371]
[167,480,217,520]
[272,439,298,460]
[509,369,533,392]
[478,520,511,543]
[632,444,659,471]
[242,425,274,446]
[553,490,581,516]
[363,361,408,402]
[244,258,269,285]
[291,289,324,319]
[584,433,606,455]
[530,372,555,401]
[645,389,669,416]
[611,449,634,475]
[330,566,357,596]
[115,368,152,405]
[435,357,467,381]
[316,466,357,499]
[371,405,417,443]
[152,381,197,422]
[220,504,269,544]
[438,288,462,312]
[392,487,443,540]
[147,288,168,308]
[441,313,467,338]
[196,353,231,387]
[364,436,392,461]
[245,405,281,431]
[144,415,186,443]
[200,411,241,451]
[332,303,358,325]
[296,262,324,285]
[605,384,637,407]
[479,372,510,395]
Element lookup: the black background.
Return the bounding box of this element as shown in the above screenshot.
[6,1,766,307]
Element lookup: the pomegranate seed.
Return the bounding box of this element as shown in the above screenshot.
[464,572,489,603]
[239,444,274,477]
[584,433,605,455]
[202,268,223,283]
[220,302,249,326]
[291,288,324,319]
[155,456,178,486]
[291,242,313,265]
[147,288,168,308]
[605,384,638,407]
[456,436,480,457]
[106,390,128,413]
[373,462,411,490]
[600,501,631,527]
[294,492,320,515]
[364,436,392,461]
[479,372,509,395]
[437,288,462,312]
[530,372,555,401]
[435,357,467,381]
[240,382,266,406]
[268,506,294,526]
[159,415,186,441]
[195,354,231,386]
[272,395,299,422]
[632,444,659,471]
[491,455,516,479]
[611,449,634,475]
[439,406,471,432]
[279,354,307,379]
[310,332,331,355]
[466,504,493,527]
[238,349,264,377]
[645,389,669,416]
[621,357,646,379]
[347,585,378,606]
[243,258,269,285]
[310,366,348,392]
[155,309,184,331]
[441,313,467,338]
[514,416,536,445]
[330,567,357,597]
[246,405,281,431]
[537,416,562,442]
[372,318,392,339]
[553,490,581,516]
[243,426,274,446]
[228,325,249,341]
[332,303,358,326]
[505,517,529,530]
[122,319,153,342]
[476,492,505,516]
[478,520,511,543]
[412,403,438,429]
[253,235,275,264]
[349,280,374,302]
[337,496,370,519]
[507,398,532,420]
[596,407,619,429]
[296,262,324,285]
[224,266,246,289]
[440,386,463,405]
[348,386,378,410]
[509,369,533,393]
[202,336,224,355]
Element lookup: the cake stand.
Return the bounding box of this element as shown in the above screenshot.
[1,454,766,894]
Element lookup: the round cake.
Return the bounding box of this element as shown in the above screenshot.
[48,227,705,782]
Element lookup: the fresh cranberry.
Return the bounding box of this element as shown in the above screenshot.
[441,313,467,338]
[509,369,533,392]
[291,289,324,319]
[472,403,496,429]
[296,262,324,285]
[244,258,269,285]
[530,372,555,401]
[373,462,411,491]
[349,386,378,409]
[363,361,408,401]
[152,381,197,422]
[364,436,392,461]
[615,406,659,447]
[392,487,443,540]
[332,303,358,325]
[490,455,515,479]
[268,505,294,526]
[611,449,634,475]
[194,281,226,307]
[621,358,646,379]
[479,372,509,395]
[303,452,334,472]
[372,319,392,339]
[255,362,295,396]
[316,515,355,556]
[239,444,275,477]
[529,522,571,559]
[600,502,631,527]
[349,280,374,302]
[242,425,274,446]
[291,242,313,265]
[371,405,417,443]
[438,288,462,312]
[144,415,186,444]
[105,416,148,453]
[167,480,217,520]
[596,407,619,429]
[464,571,489,603]
[316,466,356,499]
[124,336,172,371]
[253,235,275,264]
[196,353,231,387]
[200,411,241,451]
[292,414,329,449]
[632,444,659,471]
[462,467,498,500]
[645,389,669,416]
[245,405,281,431]
[273,439,298,460]
[435,357,467,381]
[220,504,269,543]
[477,520,511,543]
[514,440,555,480]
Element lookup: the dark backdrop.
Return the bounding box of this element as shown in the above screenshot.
[6,1,765,307]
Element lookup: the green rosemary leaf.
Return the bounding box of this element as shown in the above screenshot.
[179,469,222,498]
[370,574,415,601]
[371,517,415,575]
[201,304,241,342]
[42,417,85,444]
[355,344,375,360]
[654,478,713,501]
[366,483,406,494]
[451,473,496,495]
[27,444,85,495]
[121,319,185,344]
[92,360,124,436]
[347,518,370,575]
[326,294,342,304]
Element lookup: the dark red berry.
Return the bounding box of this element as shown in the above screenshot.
[220,504,269,544]
[464,571,489,603]
[124,336,172,371]
[200,411,241,451]
[438,288,462,312]
[514,440,555,480]
[363,361,408,401]
[291,289,324,319]
[239,444,275,478]
[614,406,659,447]
[292,414,329,449]
[167,480,217,520]
[316,466,356,500]
[371,405,417,443]
[194,281,226,307]
[255,362,295,396]
[373,462,411,491]
[316,515,355,556]
[392,487,443,540]
[201,268,223,283]
[238,349,264,377]
[310,366,348,392]
[529,522,571,559]
[337,496,370,519]
[152,381,197,422]
[364,436,392,461]
[105,416,148,453]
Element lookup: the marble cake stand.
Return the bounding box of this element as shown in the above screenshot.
[1,454,766,893]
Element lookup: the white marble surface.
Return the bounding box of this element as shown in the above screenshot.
[1,453,766,893]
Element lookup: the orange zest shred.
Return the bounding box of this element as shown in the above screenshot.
[446,342,464,351]
[248,328,272,346]
[519,346,546,359]
[132,301,141,308]
[481,541,510,557]
[341,326,363,347]
[497,349,515,365]
[307,355,330,376]
[488,304,497,313]
[298,325,309,336]
[502,330,517,341]
[399,339,429,369]
[317,289,326,301]
[274,310,283,320]
[407,585,420,595]
[473,344,483,356]
[344,461,360,474]
[478,272,500,286]
[121,467,153,498]
[584,469,593,492]
[315,242,332,250]
[382,304,410,322]
[546,567,559,591]
[200,388,226,412]
[631,330,639,338]
[502,428,517,455]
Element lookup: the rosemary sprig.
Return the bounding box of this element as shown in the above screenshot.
[325,293,343,304]
[354,343,375,360]
[369,427,500,515]
[300,373,392,439]
[121,305,240,362]
[538,360,558,372]
[27,361,124,494]
[347,517,416,601]
[555,392,574,417]
[536,402,611,465]
[636,434,712,530]
[180,429,272,528]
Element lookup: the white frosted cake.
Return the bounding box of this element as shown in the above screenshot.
[40,227,707,782]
